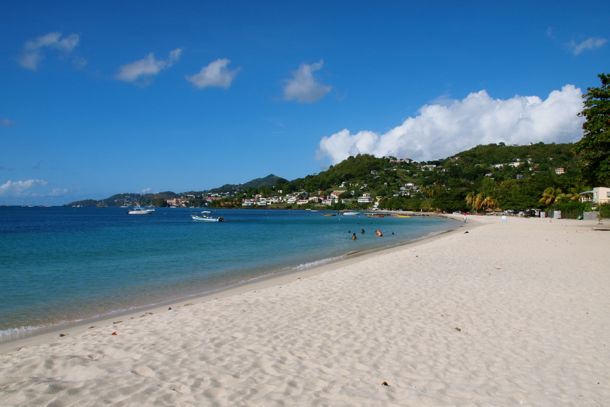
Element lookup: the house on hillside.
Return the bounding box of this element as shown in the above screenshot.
[330,190,345,203]
[357,193,373,204]
[580,187,610,205]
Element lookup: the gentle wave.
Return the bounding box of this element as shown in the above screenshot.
[293,256,344,271]
[0,325,43,343]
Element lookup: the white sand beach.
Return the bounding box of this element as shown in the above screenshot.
[1,216,609,406]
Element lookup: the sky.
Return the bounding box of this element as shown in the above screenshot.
[1,1,609,205]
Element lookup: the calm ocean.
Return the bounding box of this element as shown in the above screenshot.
[0,207,457,341]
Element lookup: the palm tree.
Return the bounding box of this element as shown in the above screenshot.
[539,187,561,206]
[481,196,499,211]
[465,192,497,213]
[465,192,475,209]
[473,192,485,212]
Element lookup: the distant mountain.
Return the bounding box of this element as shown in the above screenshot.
[67,191,179,208]
[208,174,288,193]
[65,175,287,207]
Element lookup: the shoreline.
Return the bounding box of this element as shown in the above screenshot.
[0,215,465,353]
[1,215,608,405]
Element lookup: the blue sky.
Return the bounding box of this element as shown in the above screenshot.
[1,1,608,205]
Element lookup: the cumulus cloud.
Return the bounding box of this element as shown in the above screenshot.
[0,179,48,196]
[19,32,80,70]
[186,58,239,89]
[1,118,15,127]
[116,48,182,82]
[568,37,607,55]
[283,60,331,103]
[318,85,584,164]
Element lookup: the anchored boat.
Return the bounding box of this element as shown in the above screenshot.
[191,211,224,222]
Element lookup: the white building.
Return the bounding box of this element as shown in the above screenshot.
[580,187,610,205]
[357,193,373,204]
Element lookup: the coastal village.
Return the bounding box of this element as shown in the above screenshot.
[70,143,610,218]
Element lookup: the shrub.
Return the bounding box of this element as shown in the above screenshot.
[599,204,610,219]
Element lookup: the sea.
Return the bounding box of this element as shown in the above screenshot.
[0,207,458,342]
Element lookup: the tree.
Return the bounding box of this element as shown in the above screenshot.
[574,73,610,186]
[539,187,561,206]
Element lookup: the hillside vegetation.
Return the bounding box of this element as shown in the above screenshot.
[68,142,589,215]
[272,142,582,212]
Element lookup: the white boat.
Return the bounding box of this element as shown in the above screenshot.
[128,207,155,215]
[342,211,360,216]
[191,211,224,222]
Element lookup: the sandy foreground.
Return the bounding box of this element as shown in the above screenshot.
[1,216,609,406]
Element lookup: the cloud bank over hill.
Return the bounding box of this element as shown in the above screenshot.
[318,85,584,163]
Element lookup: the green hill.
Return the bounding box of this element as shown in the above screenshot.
[209,174,287,194]
[66,142,585,213]
[273,142,581,212]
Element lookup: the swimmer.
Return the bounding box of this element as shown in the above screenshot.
[352,233,357,240]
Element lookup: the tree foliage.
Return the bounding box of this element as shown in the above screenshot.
[574,73,610,186]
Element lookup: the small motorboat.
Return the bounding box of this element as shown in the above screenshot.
[342,211,359,216]
[128,206,155,215]
[191,211,224,222]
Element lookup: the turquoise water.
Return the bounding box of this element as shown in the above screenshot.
[0,207,457,341]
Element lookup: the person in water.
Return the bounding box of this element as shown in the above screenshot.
[352,233,357,240]
[375,229,383,237]
[361,228,365,234]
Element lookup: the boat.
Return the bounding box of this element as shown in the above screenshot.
[342,211,359,216]
[191,211,224,222]
[128,207,155,215]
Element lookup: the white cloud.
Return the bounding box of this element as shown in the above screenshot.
[0,179,48,196]
[140,187,152,194]
[186,58,239,89]
[318,85,584,164]
[50,187,69,196]
[568,37,607,55]
[19,32,80,70]
[283,60,331,103]
[1,118,15,127]
[116,48,182,82]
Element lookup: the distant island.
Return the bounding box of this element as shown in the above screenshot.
[65,142,609,219]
